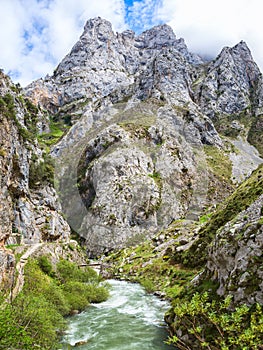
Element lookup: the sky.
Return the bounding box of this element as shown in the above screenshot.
[0,0,262,86]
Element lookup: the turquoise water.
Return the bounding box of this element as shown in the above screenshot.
[61,280,174,349]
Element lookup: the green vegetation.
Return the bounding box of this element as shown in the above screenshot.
[204,145,232,183]
[213,110,263,157]
[0,91,67,150]
[0,257,109,349]
[29,152,55,188]
[213,110,251,139]
[105,239,197,299]
[118,115,156,139]
[0,148,6,157]
[37,120,66,147]
[182,163,263,267]
[0,93,37,142]
[167,293,263,350]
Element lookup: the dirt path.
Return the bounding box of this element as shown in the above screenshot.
[8,243,43,302]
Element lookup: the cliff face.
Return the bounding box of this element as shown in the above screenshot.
[23,17,263,256]
[0,71,70,287]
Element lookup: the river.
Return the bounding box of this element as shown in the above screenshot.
[60,279,174,349]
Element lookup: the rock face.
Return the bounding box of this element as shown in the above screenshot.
[0,71,70,286]
[194,41,263,118]
[206,194,263,305]
[24,17,263,256]
[26,18,203,114]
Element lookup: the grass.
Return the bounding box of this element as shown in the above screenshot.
[118,114,156,139]
[248,114,263,157]
[105,239,198,298]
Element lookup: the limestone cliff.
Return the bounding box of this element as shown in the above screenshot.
[0,71,70,287]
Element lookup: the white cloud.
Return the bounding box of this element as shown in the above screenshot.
[156,0,263,71]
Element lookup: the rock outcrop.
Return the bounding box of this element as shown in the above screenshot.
[23,17,263,256]
[0,71,70,287]
[206,193,263,305]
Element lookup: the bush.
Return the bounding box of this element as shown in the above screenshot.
[0,302,36,349]
[37,255,54,276]
[0,257,109,349]
[13,293,65,349]
[62,281,92,311]
[83,283,109,303]
[29,153,55,188]
[56,259,98,283]
[168,292,263,350]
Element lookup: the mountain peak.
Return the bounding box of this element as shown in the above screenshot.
[81,17,114,42]
[135,23,176,49]
[233,40,250,51]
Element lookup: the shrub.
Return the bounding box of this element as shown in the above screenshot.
[0,257,109,349]
[56,259,98,284]
[13,293,65,349]
[29,153,55,188]
[168,293,263,350]
[37,255,54,276]
[62,281,92,311]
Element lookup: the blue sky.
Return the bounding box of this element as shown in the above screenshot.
[0,0,262,86]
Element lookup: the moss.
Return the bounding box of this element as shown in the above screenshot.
[105,238,198,298]
[0,148,7,157]
[0,93,37,142]
[118,114,155,139]
[213,109,252,139]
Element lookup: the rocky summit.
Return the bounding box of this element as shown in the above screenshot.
[0,17,263,349]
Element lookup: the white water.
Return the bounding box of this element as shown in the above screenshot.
[60,280,174,349]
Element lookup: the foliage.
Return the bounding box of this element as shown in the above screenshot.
[0,93,36,142]
[56,259,98,283]
[105,240,196,298]
[213,110,251,139]
[168,293,263,350]
[37,255,54,276]
[0,301,36,349]
[0,257,109,349]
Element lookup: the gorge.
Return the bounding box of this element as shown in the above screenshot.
[0,17,262,349]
